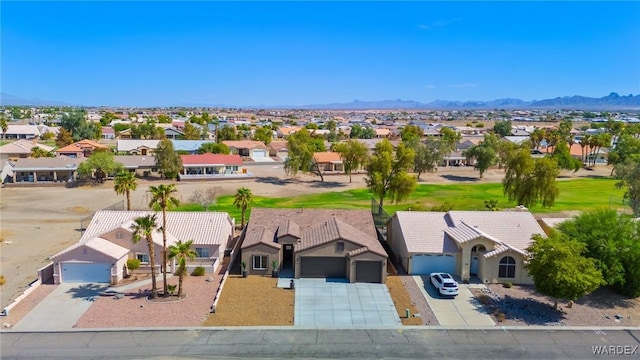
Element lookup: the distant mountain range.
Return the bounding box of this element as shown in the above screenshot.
[298,93,640,111]
[2,92,639,110]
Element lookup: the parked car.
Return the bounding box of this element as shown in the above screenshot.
[430,272,459,297]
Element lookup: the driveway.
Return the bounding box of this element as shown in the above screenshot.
[12,283,107,331]
[289,278,401,328]
[413,275,495,326]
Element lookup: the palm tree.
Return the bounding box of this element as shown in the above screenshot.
[114,171,138,211]
[130,214,159,299]
[233,187,254,228]
[147,184,180,297]
[0,115,8,140]
[168,239,197,298]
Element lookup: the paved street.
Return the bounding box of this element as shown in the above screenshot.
[2,328,639,359]
[414,275,495,326]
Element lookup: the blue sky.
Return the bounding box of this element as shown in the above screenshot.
[2,1,639,107]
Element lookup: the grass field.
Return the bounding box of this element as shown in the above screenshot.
[177,178,629,221]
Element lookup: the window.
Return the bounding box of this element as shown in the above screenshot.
[336,241,344,252]
[498,256,516,278]
[253,255,268,270]
[195,247,210,259]
[116,232,124,240]
[136,253,150,264]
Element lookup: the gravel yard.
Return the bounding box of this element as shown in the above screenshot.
[75,275,221,328]
[471,284,640,327]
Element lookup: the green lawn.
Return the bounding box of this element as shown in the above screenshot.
[177,178,629,222]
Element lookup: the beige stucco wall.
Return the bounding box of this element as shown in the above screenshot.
[387,216,410,273]
[241,243,280,276]
[482,250,533,285]
[52,245,122,284]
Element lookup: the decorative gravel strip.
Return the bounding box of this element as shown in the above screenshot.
[1,284,58,329]
[399,275,439,325]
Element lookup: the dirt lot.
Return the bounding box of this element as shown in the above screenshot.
[0,163,613,312]
[202,275,294,326]
[471,284,640,327]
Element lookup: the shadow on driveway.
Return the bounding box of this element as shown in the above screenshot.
[66,283,109,300]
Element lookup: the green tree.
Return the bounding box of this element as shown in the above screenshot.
[333,140,369,183]
[60,110,86,133]
[130,214,160,299]
[0,115,8,140]
[284,128,326,181]
[557,209,640,297]
[182,122,202,140]
[55,128,74,147]
[551,141,582,172]
[154,139,182,179]
[217,125,237,142]
[168,239,197,298]
[400,125,422,145]
[147,184,180,298]
[157,114,172,123]
[439,127,462,152]
[233,187,254,228]
[413,137,446,180]
[114,170,138,211]
[493,120,512,138]
[365,139,416,211]
[608,134,640,173]
[614,158,640,216]
[253,126,273,145]
[77,150,124,183]
[464,135,498,178]
[197,142,230,154]
[30,147,54,158]
[502,148,559,207]
[100,112,117,126]
[529,127,545,150]
[525,231,603,309]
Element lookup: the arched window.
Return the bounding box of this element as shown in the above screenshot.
[498,256,516,278]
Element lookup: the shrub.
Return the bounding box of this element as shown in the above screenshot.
[493,309,506,322]
[503,282,513,288]
[191,266,205,276]
[127,258,141,271]
[477,294,491,305]
[0,275,5,286]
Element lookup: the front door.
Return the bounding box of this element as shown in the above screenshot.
[283,245,293,266]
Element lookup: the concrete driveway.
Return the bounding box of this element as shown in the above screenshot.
[12,283,107,331]
[413,275,495,326]
[289,278,401,328]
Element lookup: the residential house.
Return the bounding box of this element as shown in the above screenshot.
[114,155,160,177]
[0,139,55,163]
[4,125,41,140]
[101,127,116,140]
[222,140,269,160]
[268,140,288,160]
[179,153,246,179]
[277,126,301,138]
[3,156,83,184]
[49,210,235,284]
[116,139,214,155]
[387,211,546,284]
[313,152,344,172]
[56,140,109,158]
[241,208,388,283]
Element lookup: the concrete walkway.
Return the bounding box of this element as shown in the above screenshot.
[413,275,495,326]
[293,278,401,328]
[12,283,107,331]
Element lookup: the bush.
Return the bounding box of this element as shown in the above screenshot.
[0,275,5,286]
[191,266,205,276]
[503,282,513,288]
[477,294,492,305]
[126,258,141,271]
[493,309,506,322]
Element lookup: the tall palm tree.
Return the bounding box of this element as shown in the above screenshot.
[130,214,159,299]
[114,171,138,211]
[147,184,180,297]
[233,187,254,228]
[168,240,197,298]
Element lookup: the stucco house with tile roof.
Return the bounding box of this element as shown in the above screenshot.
[0,139,55,163]
[55,140,109,158]
[313,152,344,172]
[3,156,83,184]
[241,208,388,283]
[50,210,234,284]
[387,210,546,284]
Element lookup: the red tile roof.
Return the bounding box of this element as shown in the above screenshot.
[180,153,243,165]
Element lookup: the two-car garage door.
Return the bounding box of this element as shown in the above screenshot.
[300,257,346,278]
[411,254,456,275]
[62,263,111,283]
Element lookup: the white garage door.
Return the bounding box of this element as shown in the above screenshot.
[411,254,456,275]
[62,263,111,283]
[252,150,267,158]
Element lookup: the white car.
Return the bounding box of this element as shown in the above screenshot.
[430,272,459,297]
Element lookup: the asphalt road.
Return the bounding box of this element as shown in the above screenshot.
[2,328,639,359]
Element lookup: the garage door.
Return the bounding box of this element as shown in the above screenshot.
[411,254,456,275]
[252,150,267,158]
[355,261,382,283]
[62,263,111,283]
[300,257,346,278]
